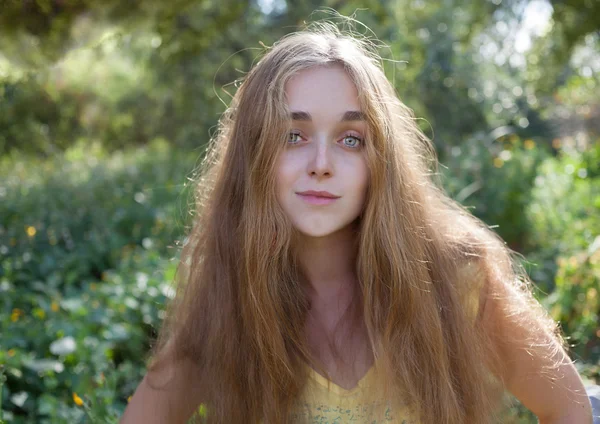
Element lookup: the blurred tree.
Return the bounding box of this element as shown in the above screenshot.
[0,0,597,155]
[549,0,600,63]
[0,1,247,67]
[0,0,257,153]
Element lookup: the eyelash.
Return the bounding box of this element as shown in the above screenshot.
[287,131,364,148]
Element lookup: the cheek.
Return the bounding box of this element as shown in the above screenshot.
[355,159,370,198]
[275,155,295,197]
[355,167,369,216]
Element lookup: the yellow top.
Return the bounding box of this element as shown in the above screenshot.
[288,364,417,423]
[288,263,483,423]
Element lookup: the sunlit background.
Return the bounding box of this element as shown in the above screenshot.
[0,0,598,422]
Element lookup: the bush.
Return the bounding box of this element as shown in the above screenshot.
[0,137,195,290]
[526,142,600,377]
[0,139,196,422]
[525,143,600,291]
[2,245,177,423]
[441,132,550,251]
[545,247,600,371]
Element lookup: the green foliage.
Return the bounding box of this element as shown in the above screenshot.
[1,247,176,423]
[442,132,550,250]
[525,144,600,373]
[389,0,503,150]
[549,0,600,63]
[547,247,600,366]
[0,140,195,422]
[0,0,256,155]
[526,143,600,290]
[0,0,252,68]
[0,74,80,156]
[0,138,194,283]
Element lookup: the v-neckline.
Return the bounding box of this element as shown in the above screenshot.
[305,362,376,396]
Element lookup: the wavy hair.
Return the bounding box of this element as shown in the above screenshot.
[147,18,565,423]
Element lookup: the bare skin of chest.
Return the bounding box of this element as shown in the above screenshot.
[304,310,374,390]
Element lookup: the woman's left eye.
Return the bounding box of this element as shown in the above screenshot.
[341,135,363,148]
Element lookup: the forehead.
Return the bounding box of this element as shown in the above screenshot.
[285,65,361,113]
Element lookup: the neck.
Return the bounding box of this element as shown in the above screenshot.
[292,225,361,328]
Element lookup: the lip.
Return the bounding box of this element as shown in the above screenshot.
[296,190,340,198]
[296,190,340,206]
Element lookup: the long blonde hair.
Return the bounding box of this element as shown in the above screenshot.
[148,19,564,423]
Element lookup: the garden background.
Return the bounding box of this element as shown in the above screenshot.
[0,0,598,422]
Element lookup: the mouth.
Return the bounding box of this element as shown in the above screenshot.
[296,193,339,205]
[295,190,340,198]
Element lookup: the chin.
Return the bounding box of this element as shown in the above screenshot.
[296,228,337,238]
[292,220,354,239]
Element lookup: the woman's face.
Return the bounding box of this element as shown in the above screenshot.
[275,64,369,238]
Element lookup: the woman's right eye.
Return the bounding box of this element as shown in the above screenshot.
[287,132,303,144]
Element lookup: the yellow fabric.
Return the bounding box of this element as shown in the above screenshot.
[288,265,484,423]
[288,364,418,423]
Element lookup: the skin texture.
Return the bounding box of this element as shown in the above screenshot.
[275,63,369,310]
[276,64,368,241]
[275,64,373,389]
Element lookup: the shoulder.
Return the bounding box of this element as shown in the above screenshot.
[472,271,593,421]
[121,356,205,424]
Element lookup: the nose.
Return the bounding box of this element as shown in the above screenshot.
[307,137,333,178]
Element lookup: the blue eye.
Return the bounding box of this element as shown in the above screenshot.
[288,132,302,144]
[342,135,362,148]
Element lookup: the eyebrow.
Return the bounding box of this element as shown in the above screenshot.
[290,110,365,122]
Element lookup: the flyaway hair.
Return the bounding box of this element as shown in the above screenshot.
[147,17,568,424]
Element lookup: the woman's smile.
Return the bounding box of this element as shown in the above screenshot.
[296,193,340,205]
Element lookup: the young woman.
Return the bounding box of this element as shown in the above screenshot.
[120,21,593,424]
